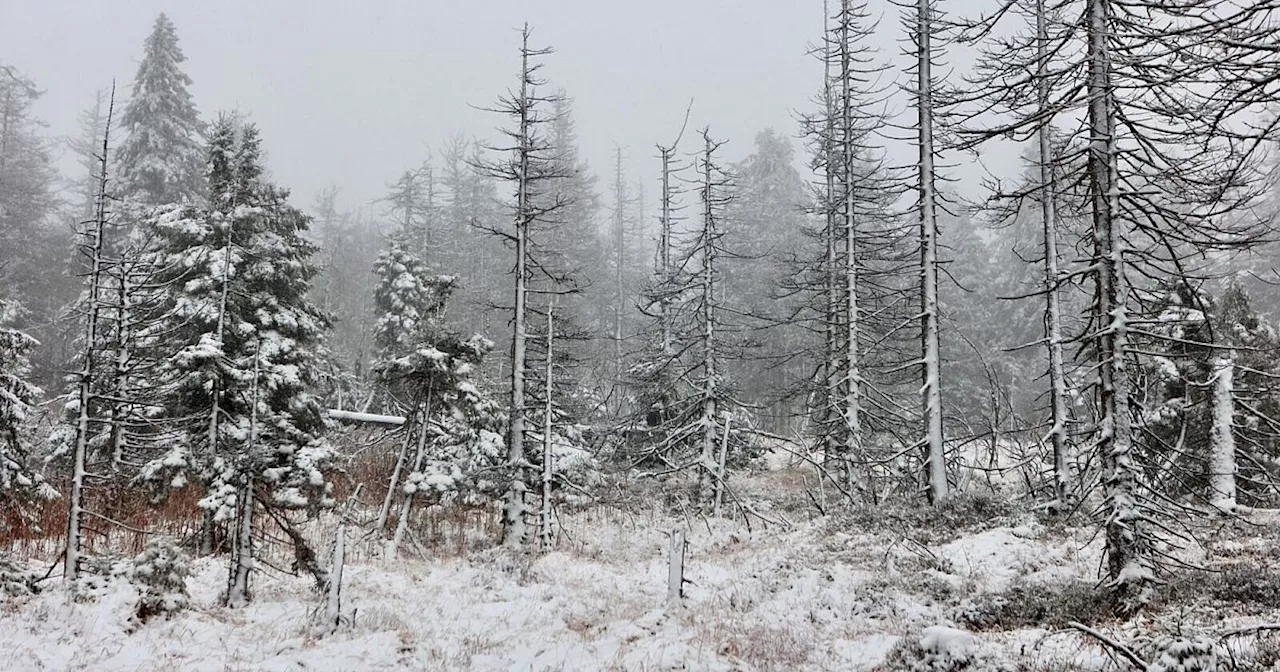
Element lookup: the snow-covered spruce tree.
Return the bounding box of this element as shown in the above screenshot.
[474,25,576,549]
[635,129,751,510]
[1140,280,1280,513]
[369,234,439,536]
[79,13,204,505]
[115,13,205,208]
[0,297,53,533]
[954,0,1277,613]
[129,536,191,622]
[136,116,333,604]
[689,130,739,509]
[370,242,504,556]
[627,117,691,464]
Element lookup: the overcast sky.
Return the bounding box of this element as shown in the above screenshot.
[2,0,1005,217]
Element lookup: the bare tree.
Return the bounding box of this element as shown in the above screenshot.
[475,25,571,549]
[955,0,1277,613]
[905,0,947,504]
[66,85,117,583]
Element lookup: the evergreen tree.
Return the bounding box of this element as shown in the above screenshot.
[116,13,205,207]
[0,63,64,389]
[1140,280,1280,511]
[137,117,332,601]
[372,236,445,368]
[369,237,504,554]
[0,297,53,532]
[725,129,809,431]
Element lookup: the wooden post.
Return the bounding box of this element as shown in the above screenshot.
[667,528,685,604]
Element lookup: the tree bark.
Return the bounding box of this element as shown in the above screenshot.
[1209,352,1237,513]
[916,0,946,504]
[1088,0,1150,613]
[1037,0,1071,507]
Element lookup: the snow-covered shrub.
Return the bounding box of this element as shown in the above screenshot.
[930,492,1017,531]
[1143,635,1220,672]
[1167,564,1280,612]
[878,626,1012,672]
[0,555,39,603]
[952,579,1110,630]
[842,492,1017,541]
[0,298,56,532]
[72,554,130,601]
[130,537,191,622]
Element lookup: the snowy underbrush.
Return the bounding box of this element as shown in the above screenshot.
[4,483,1280,670]
[0,554,41,602]
[837,491,1022,543]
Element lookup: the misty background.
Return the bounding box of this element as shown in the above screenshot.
[2,0,1002,212]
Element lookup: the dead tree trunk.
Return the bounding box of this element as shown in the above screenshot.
[1036,0,1072,509]
[915,0,947,505]
[67,85,117,583]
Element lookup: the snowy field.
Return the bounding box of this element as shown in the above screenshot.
[5,470,1280,671]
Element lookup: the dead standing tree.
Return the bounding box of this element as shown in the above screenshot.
[797,0,909,504]
[474,25,573,549]
[66,84,117,583]
[953,0,1278,613]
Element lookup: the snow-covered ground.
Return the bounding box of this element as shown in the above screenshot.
[5,476,1280,671]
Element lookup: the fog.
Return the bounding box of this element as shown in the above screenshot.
[4,0,886,209]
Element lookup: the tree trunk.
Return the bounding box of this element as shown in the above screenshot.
[1037,0,1072,510]
[613,147,626,374]
[539,303,555,551]
[1088,0,1150,613]
[838,0,864,499]
[820,2,840,482]
[713,414,731,516]
[390,396,431,558]
[917,0,947,505]
[1209,352,1237,513]
[375,423,414,537]
[697,133,720,508]
[66,86,116,583]
[502,30,534,549]
[226,477,254,607]
[227,339,262,608]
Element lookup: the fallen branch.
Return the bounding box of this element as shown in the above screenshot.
[1067,622,1149,671]
[327,409,406,426]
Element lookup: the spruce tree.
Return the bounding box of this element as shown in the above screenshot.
[0,63,63,390]
[369,237,503,554]
[116,13,205,207]
[0,297,53,531]
[137,117,332,601]
[724,129,809,432]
